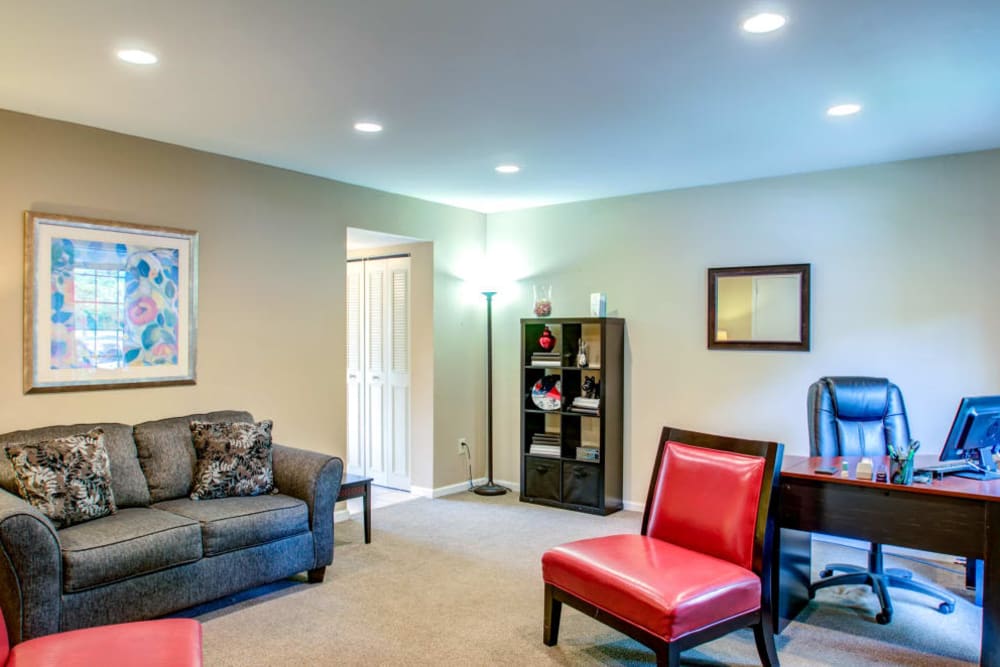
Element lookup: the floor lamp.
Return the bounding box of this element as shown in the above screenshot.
[474,290,507,496]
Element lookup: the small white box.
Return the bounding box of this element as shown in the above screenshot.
[856,457,874,481]
[590,293,606,317]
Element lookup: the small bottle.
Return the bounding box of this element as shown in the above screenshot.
[840,461,850,478]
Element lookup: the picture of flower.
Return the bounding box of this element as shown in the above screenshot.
[24,212,197,392]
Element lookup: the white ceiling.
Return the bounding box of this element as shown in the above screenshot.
[2,1,998,213]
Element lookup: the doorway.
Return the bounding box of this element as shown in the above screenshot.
[346,253,411,490]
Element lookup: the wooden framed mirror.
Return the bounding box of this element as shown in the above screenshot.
[707,263,810,351]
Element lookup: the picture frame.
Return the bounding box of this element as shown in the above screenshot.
[23,211,199,393]
[707,263,810,351]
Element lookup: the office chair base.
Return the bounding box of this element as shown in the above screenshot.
[809,570,956,624]
[819,563,912,580]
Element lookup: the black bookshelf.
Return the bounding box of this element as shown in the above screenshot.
[519,317,624,515]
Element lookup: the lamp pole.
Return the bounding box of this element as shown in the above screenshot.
[474,290,506,496]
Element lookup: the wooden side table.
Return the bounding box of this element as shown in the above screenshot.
[337,474,373,544]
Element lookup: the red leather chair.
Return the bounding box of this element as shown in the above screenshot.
[542,426,783,666]
[0,611,202,667]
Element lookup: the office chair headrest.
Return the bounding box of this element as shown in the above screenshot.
[824,376,891,421]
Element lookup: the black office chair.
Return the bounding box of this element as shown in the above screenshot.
[807,376,956,624]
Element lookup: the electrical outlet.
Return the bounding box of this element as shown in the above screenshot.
[458,437,468,455]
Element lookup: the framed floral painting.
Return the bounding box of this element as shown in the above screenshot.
[23,211,198,393]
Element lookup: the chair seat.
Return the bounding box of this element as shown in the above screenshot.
[7,618,202,667]
[542,534,761,641]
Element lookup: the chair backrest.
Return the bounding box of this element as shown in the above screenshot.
[808,377,910,457]
[642,427,783,575]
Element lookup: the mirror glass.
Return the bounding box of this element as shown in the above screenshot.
[708,264,810,351]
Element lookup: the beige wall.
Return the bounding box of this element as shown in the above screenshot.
[0,109,486,491]
[487,149,1000,506]
[7,108,998,504]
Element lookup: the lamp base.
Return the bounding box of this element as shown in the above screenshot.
[473,482,508,496]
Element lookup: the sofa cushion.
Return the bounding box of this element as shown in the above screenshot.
[153,494,309,556]
[0,423,150,507]
[189,420,276,500]
[133,411,254,503]
[59,507,202,592]
[5,429,117,528]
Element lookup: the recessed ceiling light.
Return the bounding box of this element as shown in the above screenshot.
[354,121,383,133]
[827,103,862,117]
[116,49,158,65]
[495,164,520,174]
[742,13,787,33]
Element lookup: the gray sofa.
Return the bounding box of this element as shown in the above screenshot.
[0,410,343,645]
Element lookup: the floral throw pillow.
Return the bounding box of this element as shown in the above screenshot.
[189,420,277,500]
[4,429,117,528]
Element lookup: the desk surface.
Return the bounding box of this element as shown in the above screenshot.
[783,454,1000,502]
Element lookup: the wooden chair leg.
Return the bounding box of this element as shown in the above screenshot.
[752,620,780,666]
[657,643,681,666]
[307,567,326,583]
[543,584,561,646]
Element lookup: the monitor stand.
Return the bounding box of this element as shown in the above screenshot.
[954,449,1000,480]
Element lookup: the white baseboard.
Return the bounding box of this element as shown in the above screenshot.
[333,508,351,523]
[812,533,869,550]
[623,500,643,512]
[417,478,521,498]
[413,478,485,498]
[495,479,520,493]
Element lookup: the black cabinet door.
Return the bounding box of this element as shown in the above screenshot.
[524,456,561,501]
[562,462,601,507]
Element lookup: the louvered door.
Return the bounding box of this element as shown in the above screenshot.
[384,259,411,489]
[345,261,365,477]
[346,256,411,490]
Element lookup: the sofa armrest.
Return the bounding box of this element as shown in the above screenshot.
[271,444,343,570]
[0,489,62,645]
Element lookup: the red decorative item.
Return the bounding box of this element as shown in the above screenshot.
[538,326,556,351]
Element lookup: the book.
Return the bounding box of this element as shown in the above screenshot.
[530,444,561,457]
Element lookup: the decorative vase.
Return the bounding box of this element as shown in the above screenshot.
[538,326,556,351]
[533,284,552,317]
[576,339,589,367]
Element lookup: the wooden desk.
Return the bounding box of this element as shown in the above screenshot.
[777,455,1000,666]
[337,474,372,544]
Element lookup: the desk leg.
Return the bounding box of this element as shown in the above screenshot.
[363,481,372,544]
[775,527,812,634]
[983,505,1000,666]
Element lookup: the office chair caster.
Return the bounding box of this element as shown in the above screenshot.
[875,611,892,625]
[939,602,955,614]
[819,569,833,578]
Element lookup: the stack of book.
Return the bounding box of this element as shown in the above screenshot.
[576,446,600,462]
[531,351,561,367]
[529,432,561,457]
[569,397,600,415]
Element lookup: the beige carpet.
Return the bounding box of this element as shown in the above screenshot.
[193,492,980,666]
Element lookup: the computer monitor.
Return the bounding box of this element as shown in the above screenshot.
[939,396,1000,480]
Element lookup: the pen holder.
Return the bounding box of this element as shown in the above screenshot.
[890,457,914,485]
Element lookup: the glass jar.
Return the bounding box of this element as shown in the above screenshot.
[533,284,552,317]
